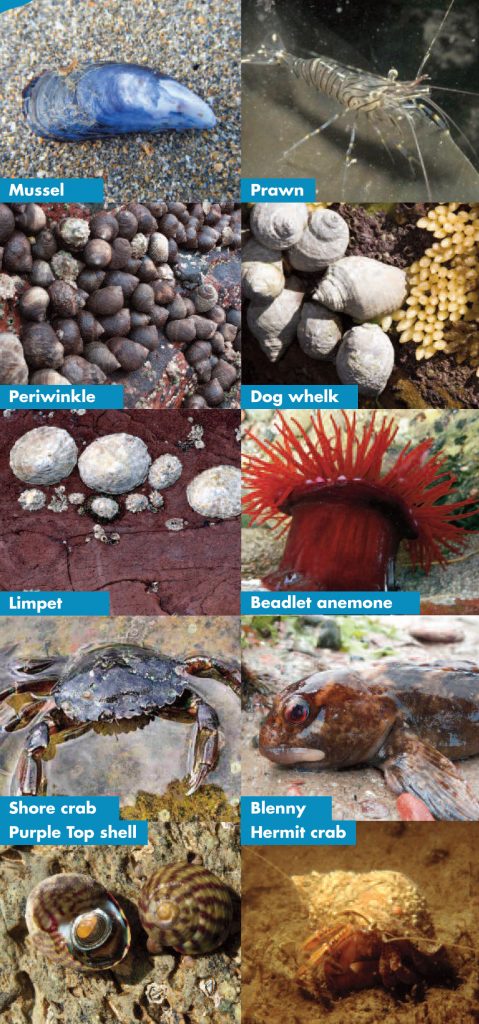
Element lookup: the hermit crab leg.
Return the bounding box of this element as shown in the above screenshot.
[10,710,56,796]
[186,698,220,795]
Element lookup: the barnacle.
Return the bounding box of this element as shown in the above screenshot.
[384,203,479,371]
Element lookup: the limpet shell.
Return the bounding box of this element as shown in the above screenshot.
[10,426,78,485]
[138,862,233,955]
[78,433,151,494]
[186,465,240,519]
[26,872,130,971]
[148,454,183,490]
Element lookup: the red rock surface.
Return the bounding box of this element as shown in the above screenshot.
[0,409,240,615]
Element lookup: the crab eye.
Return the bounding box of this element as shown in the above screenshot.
[283,698,311,725]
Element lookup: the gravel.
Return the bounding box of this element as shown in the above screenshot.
[0,0,240,199]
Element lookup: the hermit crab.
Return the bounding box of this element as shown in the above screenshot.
[0,642,240,796]
[293,870,455,1003]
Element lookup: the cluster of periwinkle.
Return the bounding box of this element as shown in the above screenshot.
[243,203,408,397]
[25,862,234,970]
[0,200,241,407]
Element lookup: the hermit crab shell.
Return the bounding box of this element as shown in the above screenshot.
[25,873,130,970]
[138,862,233,955]
[313,256,407,321]
[292,870,435,941]
[289,209,350,272]
[23,62,216,142]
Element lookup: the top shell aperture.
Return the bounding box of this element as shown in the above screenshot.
[22,62,217,142]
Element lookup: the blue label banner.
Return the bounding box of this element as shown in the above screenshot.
[2,592,110,616]
[0,0,31,10]
[0,385,124,410]
[0,796,148,845]
[241,384,358,410]
[1,178,104,203]
[241,177,316,202]
[241,591,421,615]
[241,796,356,846]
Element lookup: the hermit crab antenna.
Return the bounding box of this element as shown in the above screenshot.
[416,0,456,78]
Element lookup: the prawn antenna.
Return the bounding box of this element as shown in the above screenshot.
[416,0,456,78]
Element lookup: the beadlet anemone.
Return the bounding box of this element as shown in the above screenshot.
[243,412,475,591]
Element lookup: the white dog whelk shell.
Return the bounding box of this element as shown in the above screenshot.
[78,433,151,494]
[186,465,241,519]
[336,324,395,396]
[10,426,78,485]
[250,203,308,251]
[297,302,343,359]
[289,209,350,272]
[313,256,407,321]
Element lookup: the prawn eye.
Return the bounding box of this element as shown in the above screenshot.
[283,698,311,725]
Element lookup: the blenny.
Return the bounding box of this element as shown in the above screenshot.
[259,661,479,819]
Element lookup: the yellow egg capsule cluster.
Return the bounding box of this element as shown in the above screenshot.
[384,204,479,369]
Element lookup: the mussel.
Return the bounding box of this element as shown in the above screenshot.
[23,62,216,141]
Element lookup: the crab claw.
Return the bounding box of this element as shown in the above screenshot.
[186,700,220,795]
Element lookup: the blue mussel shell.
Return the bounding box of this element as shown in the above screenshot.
[23,61,217,141]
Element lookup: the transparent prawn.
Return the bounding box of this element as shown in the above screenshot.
[242,0,479,199]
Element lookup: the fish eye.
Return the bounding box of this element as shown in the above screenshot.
[283,698,311,725]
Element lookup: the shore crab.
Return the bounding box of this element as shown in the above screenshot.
[0,643,240,796]
[293,870,456,1003]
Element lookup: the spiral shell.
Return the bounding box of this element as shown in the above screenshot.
[297,301,342,359]
[25,873,130,970]
[289,209,350,272]
[246,275,304,362]
[250,203,308,251]
[241,239,285,300]
[139,863,233,955]
[313,256,407,321]
[336,324,394,396]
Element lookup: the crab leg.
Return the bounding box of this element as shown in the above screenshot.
[186,698,220,795]
[10,709,57,796]
[183,656,241,696]
[0,698,47,733]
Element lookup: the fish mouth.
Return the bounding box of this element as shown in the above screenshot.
[263,745,326,766]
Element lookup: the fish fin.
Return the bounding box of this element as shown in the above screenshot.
[381,733,479,821]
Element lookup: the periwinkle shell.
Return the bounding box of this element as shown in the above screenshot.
[23,62,216,141]
[26,873,130,971]
[138,863,233,955]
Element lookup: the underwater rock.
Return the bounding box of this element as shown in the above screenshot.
[78,433,151,493]
[23,62,217,142]
[148,454,183,490]
[10,426,78,485]
[186,465,241,519]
